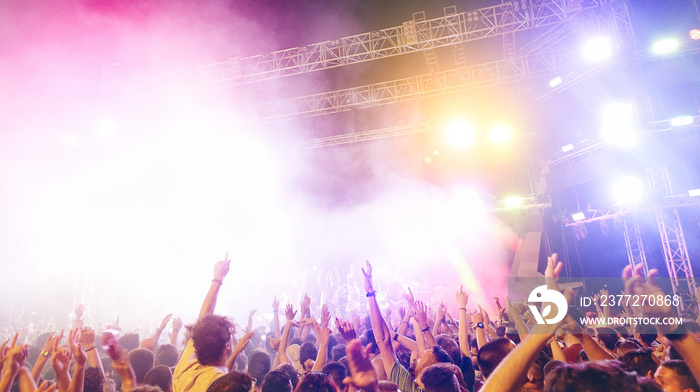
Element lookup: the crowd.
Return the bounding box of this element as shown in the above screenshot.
[1,254,700,392]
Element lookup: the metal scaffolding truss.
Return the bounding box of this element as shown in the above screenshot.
[291,122,432,149]
[646,167,698,315]
[97,0,606,99]
[251,49,574,121]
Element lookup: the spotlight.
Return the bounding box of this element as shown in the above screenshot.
[691,29,700,40]
[651,38,680,55]
[561,143,574,153]
[612,177,644,204]
[571,212,586,221]
[444,120,476,148]
[601,102,638,147]
[549,77,563,87]
[671,115,693,127]
[689,188,700,197]
[487,126,512,144]
[582,37,613,62]
[424,156,433,164]
[504,196,523,208]
[433,150,440,156]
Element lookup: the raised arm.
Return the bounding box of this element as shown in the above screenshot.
[272,297,282,340]
[67,328,87,392]
[170,317,183,347]
[624,263,700,386]
[32,332,59,384]
[0,336,28,392]
[481,254,567,392]
[413,300,436,348]
[141,314,172,351]
[362,261,397,375]
[276,305,298,367]
[227,332,254,371]
[456,285,471,358]
[79,328,103,375]
[312,307,332,371]
[199,255,231,320]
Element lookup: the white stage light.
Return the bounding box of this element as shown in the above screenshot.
[582,37,613,62]
[445,120,476,148]
[689,189,700,197]
[601,102,638,147]
[651,38,680,55]
[671,115,693,127]
[488,126,512,144]
[561,143,574,153]
[549,77,563,87]
[571,212,586,221]
[612,177,644,204]
[504,196,523,208]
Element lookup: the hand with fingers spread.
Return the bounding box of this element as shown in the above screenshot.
[472,306,484,324]
[622,263,676,333]
[78,328,95,351]
[272,297,280,312]
[68,328,87,367]
[284,304,297,322]
[335,318,357,342]
[343,339,379,392]
[414,300,429,330]
[51,346,72,379]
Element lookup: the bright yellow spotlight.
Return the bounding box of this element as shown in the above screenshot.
[504,196,523,208]
[444,120,476,148]
[488,126,512,144]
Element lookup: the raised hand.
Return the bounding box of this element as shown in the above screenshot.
[398,306,406,320]
[74,304,86,321]
[300,294,311,317]
[51,347,72,375]
[437,303,447,321]
[68,328,87,366]
[343,339,378,391]
[172,317,183,331]
[335,318,357,342]
[214,253,231,282]
[234,332,255,355]
[472,306,484,324]
[361,260,374,293]
[4,341,28,372]
[158,314,173,331]
[622,263,675,333]
[320,304,331,330]
[272,297,280,312]
[414,300,428,328]
[402,287,416,308]
[456,285,469,309]
[284,304,297,322]
[41,332,58,358]
[79,328,95,350]
[545,253,563,290]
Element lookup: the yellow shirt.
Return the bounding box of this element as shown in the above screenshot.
[173,340,228,392]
